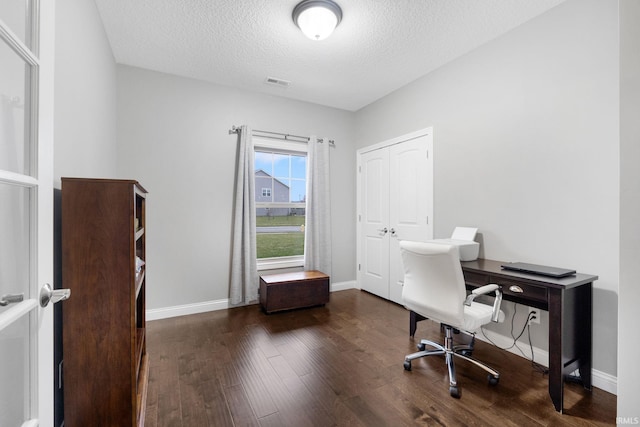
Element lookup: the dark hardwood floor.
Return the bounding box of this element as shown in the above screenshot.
[144,289,615,426]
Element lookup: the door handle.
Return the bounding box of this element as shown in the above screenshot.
[390,228,397,237]
[40,283,71,308]
[377,227,388,235]
[0,293,24,306]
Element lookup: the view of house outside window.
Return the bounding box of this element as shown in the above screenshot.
[254,149,307,259]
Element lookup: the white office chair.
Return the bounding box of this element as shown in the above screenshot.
[400,241,504,398]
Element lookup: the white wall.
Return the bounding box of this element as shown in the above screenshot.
[116,65,356,310]
[54,0,118,185]
[618,0,640,417]
[355,0,619,379]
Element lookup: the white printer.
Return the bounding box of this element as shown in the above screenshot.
[429,227,480,261]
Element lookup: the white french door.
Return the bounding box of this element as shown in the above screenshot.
[1,1,56,426]
[357,129,433,304]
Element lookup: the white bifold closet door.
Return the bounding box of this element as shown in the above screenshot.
[357,128,433,304]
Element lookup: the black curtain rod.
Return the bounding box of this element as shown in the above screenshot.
[228,125,335,146]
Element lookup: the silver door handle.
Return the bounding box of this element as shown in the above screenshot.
[40,283,71,308]
[390,228,396,237]
[377,227,388,235]
[0,293,24,306]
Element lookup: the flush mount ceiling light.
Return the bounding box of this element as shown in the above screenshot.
[292,0,342,41]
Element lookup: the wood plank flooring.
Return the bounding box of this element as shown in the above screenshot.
[144,289,615,426]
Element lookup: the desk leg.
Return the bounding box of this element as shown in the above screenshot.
[548,283,593,413]
[409,311,427,338]
[576,284,593,390]
[548,288,564,412]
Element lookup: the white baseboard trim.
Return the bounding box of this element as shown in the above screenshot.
[592,370,618,395]
[477,329,617,395]
[147,280,358,321]
[331,280,357,292]
[147,299,229,321]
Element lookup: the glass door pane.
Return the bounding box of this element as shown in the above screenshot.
[0,0,32,48]
[0,38,32,176]
[0,315,31,426]
[0,183,30,315]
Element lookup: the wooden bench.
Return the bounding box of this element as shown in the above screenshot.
[259,270,330,314]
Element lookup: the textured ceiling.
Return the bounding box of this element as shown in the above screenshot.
[94,0,566,112]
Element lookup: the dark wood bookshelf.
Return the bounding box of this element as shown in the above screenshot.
[62,178,148,426]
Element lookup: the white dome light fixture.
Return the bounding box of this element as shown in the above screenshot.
[293,0,343,41]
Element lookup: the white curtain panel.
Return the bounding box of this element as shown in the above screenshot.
[304,136,332,277]
[230,125,259,304]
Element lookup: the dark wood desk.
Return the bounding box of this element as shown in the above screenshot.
[409,258,597,413]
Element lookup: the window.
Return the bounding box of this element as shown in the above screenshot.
[254,139,307,269]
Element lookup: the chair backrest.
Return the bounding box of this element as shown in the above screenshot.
[400,241,468,328]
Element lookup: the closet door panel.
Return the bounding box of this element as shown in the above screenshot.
[388,136,433,304]
[359,149,390,299]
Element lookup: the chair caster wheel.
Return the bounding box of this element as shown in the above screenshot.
[403,361,412,371]
[449,386,461,398]
[488,375,499,386]
[417,343,426,351]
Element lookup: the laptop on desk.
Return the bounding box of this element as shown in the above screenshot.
[501,262,576,278]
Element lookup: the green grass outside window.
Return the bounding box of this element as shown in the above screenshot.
[257,233,304,258]
[256,215,305,227]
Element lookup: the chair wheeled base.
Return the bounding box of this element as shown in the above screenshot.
[403,325,500,398]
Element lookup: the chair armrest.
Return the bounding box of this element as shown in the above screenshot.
[464,284,498,305]
[472,284,500,296]
[464,284,503,323]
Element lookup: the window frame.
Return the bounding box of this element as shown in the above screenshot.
[253,137,308,271]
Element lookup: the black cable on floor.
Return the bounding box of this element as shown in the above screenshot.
[481,306,546,375]
[527,323,549,374]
